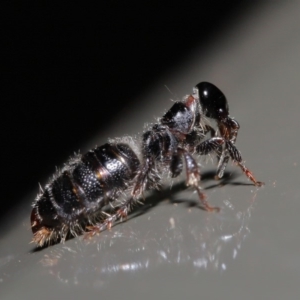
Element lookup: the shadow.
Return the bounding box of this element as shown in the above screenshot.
[203,171,254,190]
[30,169,257,252]
[0,173,261,291]
[32,190,259,288]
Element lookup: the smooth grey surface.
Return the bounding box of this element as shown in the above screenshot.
[1,2,300,299]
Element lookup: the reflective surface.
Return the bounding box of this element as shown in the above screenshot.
[2,2,300,299]
[0,180,260,296]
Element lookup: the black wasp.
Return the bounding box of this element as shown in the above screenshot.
[31,82,263,247]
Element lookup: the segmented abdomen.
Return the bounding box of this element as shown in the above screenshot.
[31,143,140,234]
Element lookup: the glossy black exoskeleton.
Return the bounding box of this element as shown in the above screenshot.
[196,82,264,182]
[31,143,140,245]
[31,82,263,247]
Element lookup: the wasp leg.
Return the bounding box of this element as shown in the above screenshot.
[85,201,132,238]
[85,158,157,238]
[197,138,264,186]
[178,147,219,212]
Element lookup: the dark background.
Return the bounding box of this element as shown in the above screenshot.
[2,2,255,217]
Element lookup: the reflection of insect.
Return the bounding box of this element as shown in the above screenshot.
[31,82,263,247]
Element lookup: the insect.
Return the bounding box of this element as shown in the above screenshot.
[31,82,263,247]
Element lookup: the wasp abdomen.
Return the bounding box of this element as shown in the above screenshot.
[72,161,104,207]
[31,142,140,246]
[95,144,131,188]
